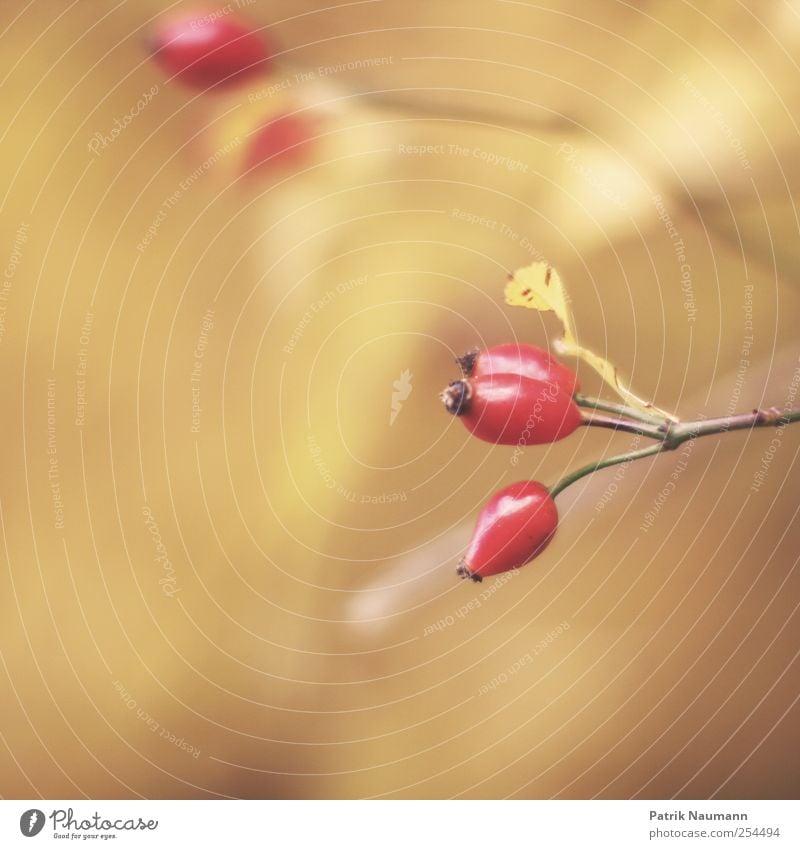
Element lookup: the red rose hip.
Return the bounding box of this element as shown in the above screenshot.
[441,373,582,445]
[458,343,579,394]
[148,13,271,90]
[457,481,558,581]
[244,113,315,175]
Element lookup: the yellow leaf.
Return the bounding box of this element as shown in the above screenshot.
[504,262,576,344]
[554,337,677,421]
[505,261,678,422]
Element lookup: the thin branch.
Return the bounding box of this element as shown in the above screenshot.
[573,393,668,427]
[551,406,800,499]
[579,410,665,441]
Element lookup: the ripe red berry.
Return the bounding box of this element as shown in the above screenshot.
[457,481,558,581]
[243,113,315,175]
[458,343,579,394]
[441,373,582,445]
[148,13,271,90]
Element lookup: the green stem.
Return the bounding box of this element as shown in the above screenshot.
[550,443,665,499]
[551,405,800,499]
[574,393,667,426]
[579,410,666,441]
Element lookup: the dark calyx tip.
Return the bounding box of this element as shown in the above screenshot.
[456,348,479,376]
[441,380,471,416]
[456,560,481,582]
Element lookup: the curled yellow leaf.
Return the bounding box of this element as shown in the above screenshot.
[504,261,678,422]
[504,262,577,345]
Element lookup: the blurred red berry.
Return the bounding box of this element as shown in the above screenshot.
[458,343,579,394]
[148,13,271,90]
[243,113,315,175]
[441,373,582,445]
[457,481,558,581]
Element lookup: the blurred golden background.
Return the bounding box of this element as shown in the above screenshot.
[0,0,798,799]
